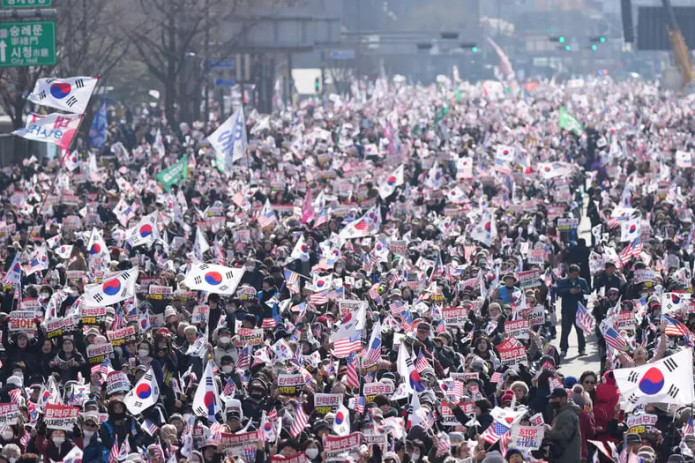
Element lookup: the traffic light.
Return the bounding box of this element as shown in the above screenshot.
[600,36,606,43]
[472,46,478,52]
[559,36,566,44]
[591,44,598,51]
[441,32,459,40]
[565,45,571,51]
[461,42,478,52]
[314,77,320,93]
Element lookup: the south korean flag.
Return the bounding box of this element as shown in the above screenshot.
[183,263,245,295]
[614,349,694,410]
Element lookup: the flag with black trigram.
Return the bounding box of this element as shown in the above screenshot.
[183,263,245,295]
[614,349,693,410]
[83,266,139,308]
[27,76,99,115]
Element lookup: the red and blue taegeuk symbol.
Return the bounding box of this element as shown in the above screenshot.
[484,222,492,232]
[204,271,223,286]
[204,391,216,414]
[136,382,152,399]
[316,279,327,289]
[139,224,153,238]
[335,410,346,425]
[90,243,101,255]
[638,367,665,395]
[386,175,397,186]
[629,224,637,233]
[409,370,426,392]
[50,82,72,99]
[102,278,121,296]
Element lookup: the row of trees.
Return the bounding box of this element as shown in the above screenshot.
[0,0,296,128]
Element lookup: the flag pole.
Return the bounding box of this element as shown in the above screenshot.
[33,76,102,223]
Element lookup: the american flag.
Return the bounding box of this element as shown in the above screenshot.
[498,430,511,456]
[576,302,596,335]
[346,352,360,388]
[223,378,236,396]
[435,319,447,334]
[662,314,690,337]
[237,345,251,370]
[109,438,119,463]
[284,269,300,285]
[333,335,362,358]
[365,327,382,366]
[619,237,643,265]
[261,318,276,329]
[436,432,451,457]
[8,388,22,404]
[142,419,159,437]
[600,321,627,350]
[683,416,694,437]
[368,282,381,301]
[480,421,510,445]
[354,396,365,414]
[415,350,431,373]
[289,403,309,438]
[313,208,329,228]
[389,300,404,313]
[309,291,329,306]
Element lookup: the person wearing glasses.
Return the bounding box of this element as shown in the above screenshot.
[75,413,103,463]
[579,371,598,403]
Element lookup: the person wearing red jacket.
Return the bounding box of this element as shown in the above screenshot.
[571,384,596,462]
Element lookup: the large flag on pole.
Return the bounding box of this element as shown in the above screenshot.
[193,362,223,422]
[123,367,160,414]
[27,76,99,114]
[209,107,247,172]
[558,107,584,135]
[613,349,694,410]
[88,100,107,148]
[13,113,83,151]
[83,267,139,307]
[183,263,245,295]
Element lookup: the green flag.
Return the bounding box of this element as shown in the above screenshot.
[433,104,449,127]
[157,155,188,191]
[558,107,584,135]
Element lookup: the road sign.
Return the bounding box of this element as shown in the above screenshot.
[206,59,235,70]
[1,0,52,7]
[214,78,236,87]
[0,20,56,67]
[328,49,355,60]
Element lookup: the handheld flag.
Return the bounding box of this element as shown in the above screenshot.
[83,267,138,307]
[183,263,245,295]
[193,362,223,422]
[13,113,83,151]
[28,76,99,114]
[124,367,160,414]
[89,100,107,148]
[209,107,247,172]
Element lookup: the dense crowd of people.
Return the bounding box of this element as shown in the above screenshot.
[0,75,693,463]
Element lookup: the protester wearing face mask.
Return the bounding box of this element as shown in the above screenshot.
[75,414,103,462]
[34,429,74,462]
[212,327,238,366]
[100,398,144,452]
[49,338,86,382]
[545,388,581,463]
[240,257,264,291]
[304,439,323,462]
[242,378,273,426]
[0,443,20,463]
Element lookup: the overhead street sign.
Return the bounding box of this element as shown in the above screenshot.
[0,20,56,67]
[1,0,52,7]
[328,49,355,60]
[214,78,236,87]
[205,59,235,70]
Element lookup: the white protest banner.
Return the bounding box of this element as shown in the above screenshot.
[277,373,305,396]
[626,413,658,428]
[45,404,80,430]
[106,371,131,395]
[337,299,367,319]
[617,311,636,331]
[0,403,20,427]
[270,454,308,463]
[504,319,531,340]
[442,307,468,327]
[518,305,545,326]
[633,269,655,285]
[46,317,76,339]
[323,433,362,462]
[192,305,210,324]
[220,430,261,449]
[527,248,545,265]
[363,382,395,402]
[497,338,527,366]
[314,393,343,416]
[510,425,545,450]
[107,326,137,346]
[81,307,107,325]
[517,269,541,289]
[8,311,37,335]
[528,413,544,426]
[234,328,264,347]
[86,343,114,365]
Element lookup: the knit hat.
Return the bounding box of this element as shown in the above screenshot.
[501,390,515,406]
[571,384,586,408]
[482,451,505,463]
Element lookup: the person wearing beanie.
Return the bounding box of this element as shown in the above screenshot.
[510,381,530,405]
[505,448,524,463]
[500,389,515,407]
[571,384,596,462]
[481,450,505,463]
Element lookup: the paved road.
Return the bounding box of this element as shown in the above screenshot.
[554,190,603,379]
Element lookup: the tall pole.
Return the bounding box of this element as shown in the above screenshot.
[204,0,210,124]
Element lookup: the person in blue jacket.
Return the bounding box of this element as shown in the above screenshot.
[555,264,590,357]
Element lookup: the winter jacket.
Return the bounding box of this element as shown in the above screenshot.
[546,403,581,463]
